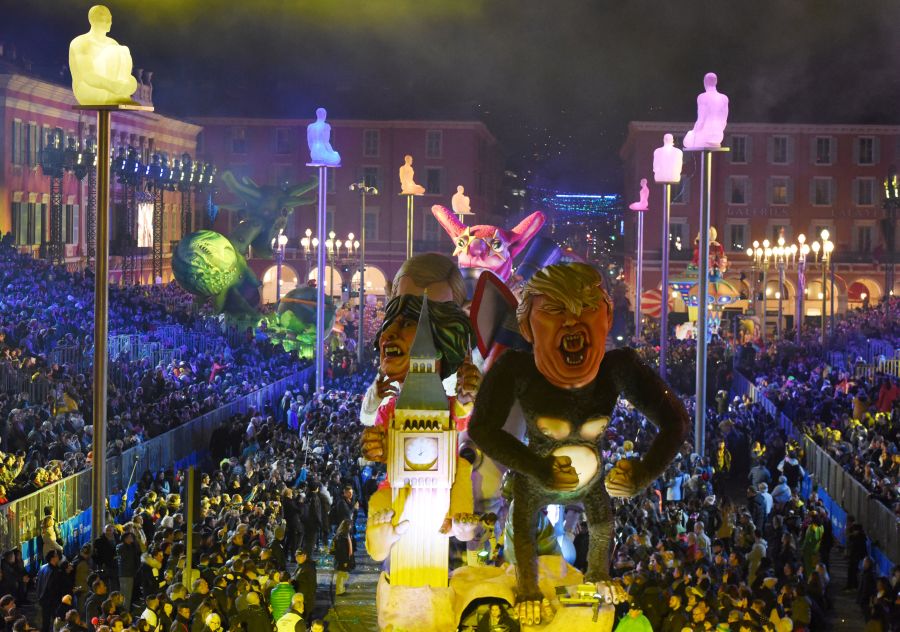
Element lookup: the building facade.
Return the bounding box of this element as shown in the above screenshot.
[0,67,201,283]
[194,117,504,303]
[621,121,900,325]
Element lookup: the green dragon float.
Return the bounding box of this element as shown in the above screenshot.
[173,172,331,354]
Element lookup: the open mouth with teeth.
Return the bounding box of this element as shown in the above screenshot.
[558,332,589,365]
[382,344,405,358]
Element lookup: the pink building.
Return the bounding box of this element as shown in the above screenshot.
[194,117,503,303]
[621,121,900,325]
[0,66,200,283]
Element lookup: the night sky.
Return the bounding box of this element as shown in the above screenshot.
[2,0,899,192]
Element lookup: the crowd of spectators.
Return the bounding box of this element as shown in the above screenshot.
[0,243,306,503]
[2,243,899,631]
[3,365,376,632]
[735,303,900,514]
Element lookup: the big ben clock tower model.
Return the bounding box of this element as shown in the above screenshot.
[387,295,457,588]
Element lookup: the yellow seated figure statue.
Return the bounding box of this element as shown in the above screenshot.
[399,155,426,195]
[69,5,138,106]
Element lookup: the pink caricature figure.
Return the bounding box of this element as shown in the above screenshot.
[430,205,545,283]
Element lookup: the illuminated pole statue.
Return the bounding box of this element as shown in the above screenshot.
[683,72,729,457]
[70,4,153,539]
[399,154,425,258]
[628,179,649,339]
[653,133,683,380]
[307,107,341,392]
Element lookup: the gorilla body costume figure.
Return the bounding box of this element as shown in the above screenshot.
[468,263,690,625]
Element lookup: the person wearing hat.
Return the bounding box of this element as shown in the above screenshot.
[289,550,316,625]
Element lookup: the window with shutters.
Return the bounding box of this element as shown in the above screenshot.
[670,218,689,252]
[426,130,442,158]
[855,178,875,206]
[814,137,833,165]
[812,177,833,206]
[425,167,442,195]
[362,166,380,189]
[275,128,293,155]
[363,130,380,158]
[771,136,790,164]
[857,137,875,165]
[729,176,750,205]
[11,120,24,165]
[726,222,747,252]
[364,209,379,241]
[730,135,748,163]
[854,223,874,253]
[231,127,247,154]
[770,177,790,206]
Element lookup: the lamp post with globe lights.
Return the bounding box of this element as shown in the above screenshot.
[323,230,358,300]
[795,234,810,340]
[271,230,288,304]
[749,239,772,341]
[811,230,834,345]
[300,227,319,284]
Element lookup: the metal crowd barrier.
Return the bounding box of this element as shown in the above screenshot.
[0,361,52,402]
[853,356,900,380]
[0,366,314,555]
[731,371,899,571]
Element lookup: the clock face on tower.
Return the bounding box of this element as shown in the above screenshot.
[403,436,439,471]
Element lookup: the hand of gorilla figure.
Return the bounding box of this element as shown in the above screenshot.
[547,455,579,491]
[604,458,650,498]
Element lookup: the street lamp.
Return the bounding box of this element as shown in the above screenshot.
[301,227,319,284]
[749,239,772,341]
[350,181,378,366]
[883,168,899,304]
[323,230,358,300]
[814,229,834,345]
[271,229,288,303]
[796,234,810,340]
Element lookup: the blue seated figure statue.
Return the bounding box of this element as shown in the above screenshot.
[307,107,341,167]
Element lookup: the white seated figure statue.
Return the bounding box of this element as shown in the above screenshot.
[69,5,139,106]
[683,72,729,150]
[653,133,684,184]
[451,185,473,216]
[628,178,650,211]
[399,155,425,195]
[307,108,341,167]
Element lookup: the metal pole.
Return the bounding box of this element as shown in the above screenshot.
[695,149,712,458]
[634,211,644,341]
[183,466,195,590]
[659,183,672,381]
[357,191,367,367]
[796,259,805,340]
[406,195,414,259]
[830,257,835,339]
[91,109,111,540]
[821,258,827,346]
[777,262,784,339]
[315,166,328,392]
[761,265,768,344]
[276,246,282,304]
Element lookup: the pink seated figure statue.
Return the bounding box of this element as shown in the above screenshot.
[683,73,729,150]
[628,179,649,211]
[653,134,683,184]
